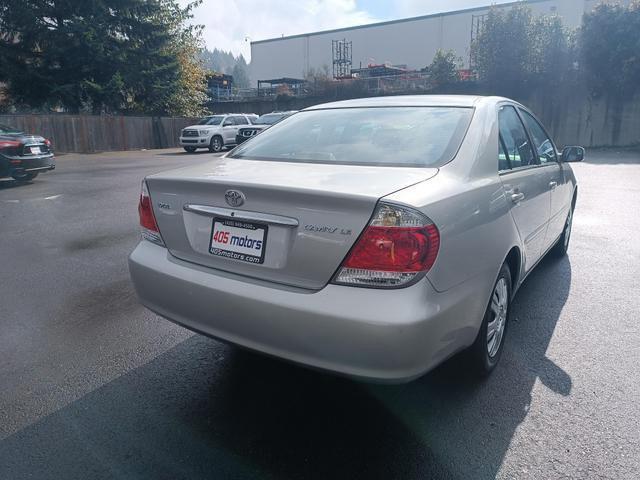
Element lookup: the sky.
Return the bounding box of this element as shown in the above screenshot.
[184,0,514,59]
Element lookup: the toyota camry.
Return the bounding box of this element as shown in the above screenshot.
[129,95,583,383]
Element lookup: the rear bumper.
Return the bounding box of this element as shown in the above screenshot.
[129,241,482,382]
[1,153,55,176]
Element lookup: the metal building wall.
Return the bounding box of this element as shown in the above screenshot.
[249,0,591,87]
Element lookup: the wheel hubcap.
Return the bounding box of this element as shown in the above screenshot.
[487,278,508,358]
[213,138,221,150]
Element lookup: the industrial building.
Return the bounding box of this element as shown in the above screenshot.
[249,0,623,87]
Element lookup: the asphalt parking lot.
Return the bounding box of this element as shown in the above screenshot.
[1,148,638,479]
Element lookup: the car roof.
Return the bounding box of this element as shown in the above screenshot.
[303,95,509,110]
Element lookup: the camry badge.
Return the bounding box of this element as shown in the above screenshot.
[225,189,245,207]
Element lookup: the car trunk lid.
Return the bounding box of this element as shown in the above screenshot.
[146,157,438,290]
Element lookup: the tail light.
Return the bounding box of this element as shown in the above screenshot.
[333,203,440,288]
[44,139,52,147]
[138,180,164,245]
[0,140,21,149]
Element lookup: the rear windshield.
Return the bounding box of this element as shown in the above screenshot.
[197,115,224,126]
[255,113,285,125]
[229,107,473,167]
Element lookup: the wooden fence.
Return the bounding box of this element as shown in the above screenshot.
[0,114,199,153]
[6,87,640,152]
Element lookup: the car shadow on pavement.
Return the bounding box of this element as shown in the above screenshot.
[0,256,571,480]
[365,254,573,478]
[0,179,34,190]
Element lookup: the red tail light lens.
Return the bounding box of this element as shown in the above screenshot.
[343,225,439,271]
[44,139,52,147]
[138,180,164,245]
[333,203,439,287]
[0,140,21,149]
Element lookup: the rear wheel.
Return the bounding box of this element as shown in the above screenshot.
[12,171,38,181]
[467,263,511,376]
[183,146,196,153]
[550,205,574,258]
[208,136,223,153]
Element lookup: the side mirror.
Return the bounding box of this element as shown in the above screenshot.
[561,146,585,162]
[223,121,233,127]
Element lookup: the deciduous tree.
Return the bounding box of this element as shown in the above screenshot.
[471,5,572,96]
[425,49,462,88]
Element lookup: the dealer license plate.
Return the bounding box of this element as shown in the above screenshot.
[209,218,267,264]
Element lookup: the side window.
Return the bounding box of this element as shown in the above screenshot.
[499,105,536,169]
[234,116,249,125]
[519,110,557,164]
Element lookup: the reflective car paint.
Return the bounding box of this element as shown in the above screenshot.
[129,95,578,382]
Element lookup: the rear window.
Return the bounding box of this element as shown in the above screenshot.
[255,113,285,125]
[229,107,473,167]
[197,116,223,126]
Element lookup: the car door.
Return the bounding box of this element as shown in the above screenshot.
[518,108,571,246]
[221,116,237,143]
[232,116,249,143]
[498,104,552,273]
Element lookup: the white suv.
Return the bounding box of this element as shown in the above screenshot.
[180,114,257,153]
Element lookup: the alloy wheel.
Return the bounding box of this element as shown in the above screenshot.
[487,277,508,358]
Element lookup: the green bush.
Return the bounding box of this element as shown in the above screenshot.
[581,2,640,97]
[425,50,462,88]
[471,5,571,96]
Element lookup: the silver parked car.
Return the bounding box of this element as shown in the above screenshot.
[129,95,583,383]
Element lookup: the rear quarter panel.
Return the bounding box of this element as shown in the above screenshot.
[384,98,521,295]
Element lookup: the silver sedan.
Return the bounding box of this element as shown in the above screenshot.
[129,95,583,383]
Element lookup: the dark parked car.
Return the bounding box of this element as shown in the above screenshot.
[0,124,55,181]
[235,111,297,145]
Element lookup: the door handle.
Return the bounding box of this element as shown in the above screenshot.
[511,192,525,203]
[549,181,558,190]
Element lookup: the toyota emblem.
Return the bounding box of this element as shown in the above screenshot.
[225,189,245,207]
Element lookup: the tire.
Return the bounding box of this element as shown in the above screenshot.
[550,205,574,258]
[467,263,512,376]
[183,146,196,153]
[208,135,223,153]
[12,171,38,181]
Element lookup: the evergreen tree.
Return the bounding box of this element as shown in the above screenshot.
[200,48,251,88]
[232,55,250,88]
[0,0,206,114]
